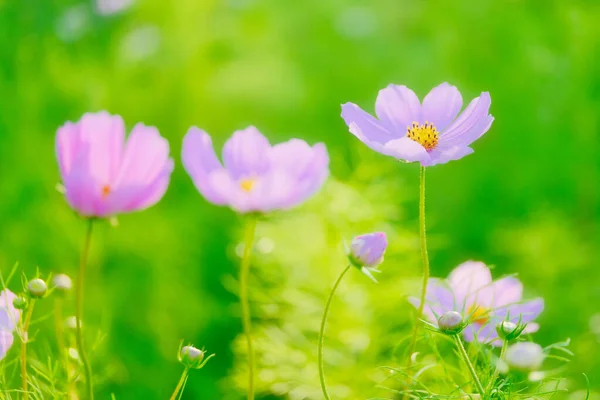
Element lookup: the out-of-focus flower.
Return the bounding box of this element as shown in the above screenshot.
[94,0,135,16]
[0,289,21,360]
[65,316,79,330]
[409,261,544,346]
[505,342,545,371]
[341,82,493,166]
[182,126,329,213]
[56,111,174,218]
[348,232,387,282]
[53,274,73,292]
[27,278,48,298]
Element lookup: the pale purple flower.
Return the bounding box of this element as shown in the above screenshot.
[0,289,20,361]
[182,126,329,213]
[348,232,387,282]
[409,261,544,346]
[505,342,545,371]
[56,111,174,218]
[341,82,494,166]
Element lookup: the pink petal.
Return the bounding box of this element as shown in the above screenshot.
[421,83,463,131]
[375,84,422,131]
[448,261,492,309]
[222,126,271,179]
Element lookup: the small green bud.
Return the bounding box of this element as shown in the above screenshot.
[437,311,465,335]
[496,320,526,341]
[178,344,215,369]
[52,274,73,292]
[27,278,48,298]
[13,296,28,310]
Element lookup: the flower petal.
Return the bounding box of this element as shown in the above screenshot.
[0,330,14,361]
[383,137,431,163]
[427,146,474,166]
[222,126,271,179]
[448,261,492,310]
[341,103,395,153]
[479,277,523,309]
[375,84,422,130]
[409,278,455,323]
[181,127,229,205]
[109,124,171,215]
[421,83,463,131]
[496,298,545,324]
[438,92,493,148]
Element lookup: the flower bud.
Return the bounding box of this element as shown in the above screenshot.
[52,274,73,292]
[178,344,215,370]
[27,278,47,298]
[505,342,544,371]
[65,316,79,330]
[13,296,28,310]
[349,232,387,269]
[496,321,526,341]
[437,311,465,335]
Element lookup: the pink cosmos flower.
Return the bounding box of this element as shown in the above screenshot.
[182,126,329,213]
[341,82,494,166]
[0,289,20,360]
[348,232,388,282]
[56,112,174,217]
[409,261,544,346]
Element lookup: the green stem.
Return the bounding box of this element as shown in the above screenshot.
[407,166,430,363]
[169,367,189,400]
[75,219,94,400]
[318,264,352,400]
[486,340,508,396]
[20,299,36,400]
[240,216,258,400]
[454,335,485,397]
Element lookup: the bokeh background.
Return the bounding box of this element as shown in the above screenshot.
[1,0,599,398]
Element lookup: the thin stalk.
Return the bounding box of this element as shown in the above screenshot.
[20,299,36,400]
[454,335,485,397]
[318,264,352,400]
[75,219,94,400]
[169,367,189,400]
[486,340,508,396]
[407,166,430,363]
[239,216,258,400]
[54,298,71,389]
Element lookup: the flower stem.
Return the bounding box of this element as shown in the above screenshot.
[318,264,352,400]
[54,298,72,390]
[486,339,508,396]
[407,166,430,363]
[20,299,36,400]
[75,219,94,400]
[240,216,258,400]
[454,335,485,397]
[169,367,190,400]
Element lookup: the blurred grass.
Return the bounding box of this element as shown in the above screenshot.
[0,0,599,398]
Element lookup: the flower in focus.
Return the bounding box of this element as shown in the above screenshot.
[409,261,544,346]
[56,111,174,218]
[182,126,329,213]
[505,342,545,371]
[0,289,21,360]
[348,232,387,282]
[341,82,493,166]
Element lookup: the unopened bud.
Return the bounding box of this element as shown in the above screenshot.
[65,316,79,330]
[437,311,465,335]
[178,344,215,369]
[496,321,526,341]
[27,278,47,298]
[52,274,73,292]
[505,342,544,371]
[13,296,28,310]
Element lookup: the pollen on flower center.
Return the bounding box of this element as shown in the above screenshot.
[467,304,490,325]
[239,178,256,192]
[406,121,439,151]
[101,185,111,198]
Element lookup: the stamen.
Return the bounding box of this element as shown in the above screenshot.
[406,121,439,151]
[102,185,111,198]
[240,179,256,192]
[467,304,490,325]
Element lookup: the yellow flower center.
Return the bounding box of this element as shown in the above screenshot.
[467,304,490,325]
[406,121,439,151]
[102,185,111,198]
[239,178,256,192]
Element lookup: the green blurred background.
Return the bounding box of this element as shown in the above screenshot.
[0,0,599,398]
